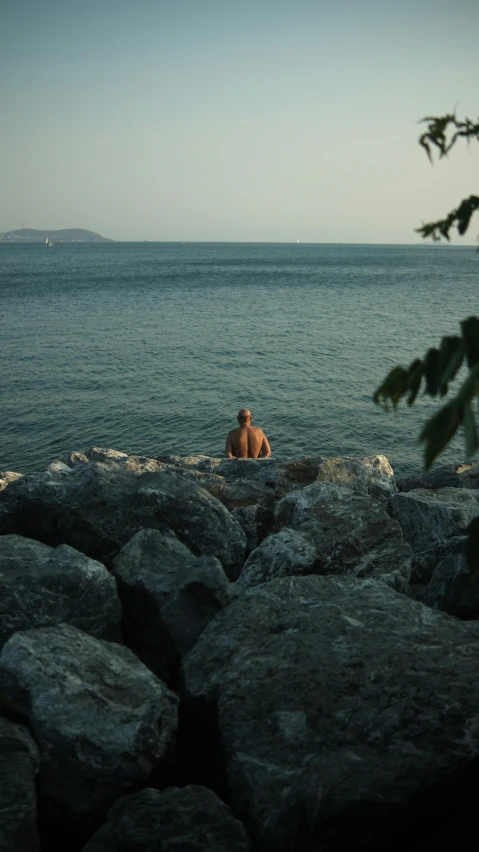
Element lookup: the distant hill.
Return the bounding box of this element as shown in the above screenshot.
[0,228,113,243]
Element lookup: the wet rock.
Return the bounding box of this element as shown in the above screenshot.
[237,528,317,588]
[0,717,40,852]
[182,575,479,852]
[0,462,245,575]
[275,483,412,593]
[0,624,178,825]
[389,488,479,555]
[112,529,232,685]
[421,552,479,619]
[0,534,122,649]
[82,785,252,852]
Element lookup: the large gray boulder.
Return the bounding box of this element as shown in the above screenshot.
[314,454,396,502]
[0,462,246,576]
[421,552,479,619]
[275,483,412,593]
[0,717,40,852]
[82,786,252,852]
[389,488,479,555]
[0,534,122,649]
[0,624,178,824]
[112,529,233,684]
[237,528,317,589]
[182,575,479,852]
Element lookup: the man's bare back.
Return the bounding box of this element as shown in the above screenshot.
[225,409,271,459]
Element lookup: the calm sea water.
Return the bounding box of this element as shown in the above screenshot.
[1,242,478,477]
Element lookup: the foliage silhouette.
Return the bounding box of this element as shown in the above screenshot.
[374,112,479,575]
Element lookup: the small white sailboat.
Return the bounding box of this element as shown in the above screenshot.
[45,238,49,244]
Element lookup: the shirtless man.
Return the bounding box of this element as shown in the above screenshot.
[225,409,271,459]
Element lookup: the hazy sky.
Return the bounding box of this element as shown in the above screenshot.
[1,0,478,242]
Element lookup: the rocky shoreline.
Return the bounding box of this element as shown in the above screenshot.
[1,448,479,851]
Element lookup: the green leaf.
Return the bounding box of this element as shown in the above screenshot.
[420,400,461,470]
[463,402,479,458]
[423,348,439,396]
[373,366,409,410]
[465,517,479,581]
[406,359,423,406]
[461,316,479,368]
[437,336,464,395]
[456,363,479,407]
[415,196,479,242]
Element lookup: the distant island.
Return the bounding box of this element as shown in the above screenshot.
[0,228,113,243]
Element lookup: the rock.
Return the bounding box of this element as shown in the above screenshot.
[42,449,396,513]
[156,454,223,473]
[275,483,412,593]
[232,505,261,555]
[59,451,89,467]
[397,461,479,492]
[0,624,178,826]
[0,471,22,492]
[0,535,123,649]
[45,460,73,474]
[111,529,233,685]
[0,717,40,852]
[82,785,252,852]
[85,448,130,464]
[389,488,479,555]
[410,535,468,585]
[237,528,317,588]
[315,454,396,502]
[231,504,275,555]
[186,470,280,513]
[215,457,321,488]
[55,448,167,475]
[0,462,246,576]
[182,575,479,852]
[200,457,326,512]
[421,552,479,619]
[123,456,167,474]
[145,453,395,505]
[153,454,396,517]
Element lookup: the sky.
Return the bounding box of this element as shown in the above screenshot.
[1,0,478,243]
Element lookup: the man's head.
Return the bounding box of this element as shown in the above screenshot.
[237,408,252,425]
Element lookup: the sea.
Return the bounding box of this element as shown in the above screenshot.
[1,241,478,478]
